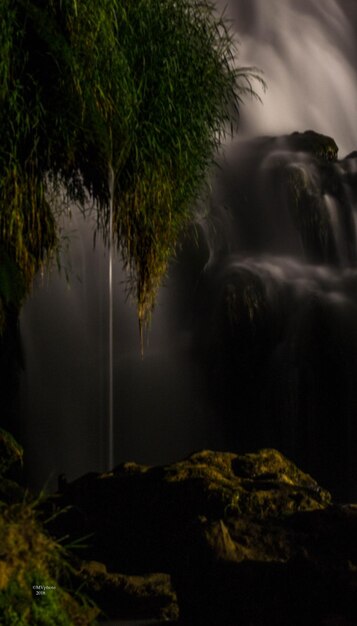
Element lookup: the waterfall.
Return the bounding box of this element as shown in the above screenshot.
[324,194,348,265]
[218,0,357,156]
[193,132,357,499]
[9,0,357,501]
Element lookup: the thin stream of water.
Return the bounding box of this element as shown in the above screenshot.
[108,165,115,471]
[12,0,357,500]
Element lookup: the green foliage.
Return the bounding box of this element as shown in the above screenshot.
[112,0,264,332]
[0,0,264,335]
[0,427,23,477]
[0,429,97,624]
[0,493,98,625]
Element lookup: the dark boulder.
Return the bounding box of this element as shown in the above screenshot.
[284,130,338,161]
[43,448,357,624]
[74,561,179,622]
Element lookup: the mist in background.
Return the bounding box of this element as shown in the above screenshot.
[222,0,357,155]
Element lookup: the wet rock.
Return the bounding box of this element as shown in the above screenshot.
[216,130,355,264]
[252,130,338,162]
[191,134,357,493]
[284,130,338,161]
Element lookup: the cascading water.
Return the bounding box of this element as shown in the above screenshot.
[193,132,357,500]
[8,0,357,501]
[220,0,357,155]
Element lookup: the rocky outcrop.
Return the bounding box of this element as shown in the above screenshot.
[247,130,339,162]
[284,130,338,160]
[214,131,356,266]
[46,449,357,624]
[74,561,178,622]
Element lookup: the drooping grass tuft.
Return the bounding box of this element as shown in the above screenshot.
[0,0,265,339]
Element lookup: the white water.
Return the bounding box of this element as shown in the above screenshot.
[227,254,356,305]
[324,194,347,265]
[13,0,357,497]
[219,0,357,156]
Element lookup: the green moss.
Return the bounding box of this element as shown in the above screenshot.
[0,497,98,625]
[0,428,98,625]
[162,449,331,522]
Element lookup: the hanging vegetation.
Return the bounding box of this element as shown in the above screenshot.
[0,0,264,336]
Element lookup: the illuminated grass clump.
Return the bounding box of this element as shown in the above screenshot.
[0,0,264,336]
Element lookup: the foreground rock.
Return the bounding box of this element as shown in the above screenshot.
[75,562,178,622]
[46,449,357,624]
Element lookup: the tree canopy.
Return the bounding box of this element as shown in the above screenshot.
[0,0,264,332]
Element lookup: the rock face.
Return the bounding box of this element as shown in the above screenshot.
[46,449,357,624]
[284,130,338,160]
[75,562,179,622]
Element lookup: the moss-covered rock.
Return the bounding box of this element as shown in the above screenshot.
[217,130,355,266]
[48,449,330,564]
[162,448,330,520]
[75,561,178,622]
[45,449,357,625]
[285,130,338,161]
[0,497,99,625]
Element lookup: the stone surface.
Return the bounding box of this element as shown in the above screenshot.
[75,561,178,622]
[43,448,357,624]
[47,449,330,571]
[284,130,338,160]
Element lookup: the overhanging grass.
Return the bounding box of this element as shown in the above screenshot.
[0,0,265,337]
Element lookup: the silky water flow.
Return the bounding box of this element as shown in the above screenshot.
[11,0,357,501]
